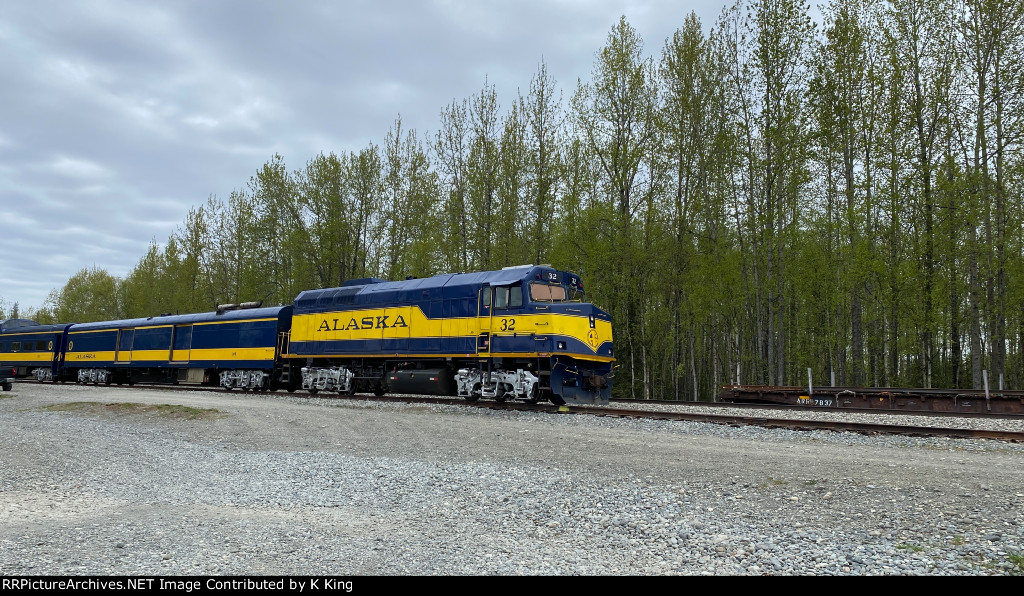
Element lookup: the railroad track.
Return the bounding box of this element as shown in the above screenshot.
[370,395,1024,443]
[612,397,1024,419]
[719,384,1024,415]
[33,381,1024,443]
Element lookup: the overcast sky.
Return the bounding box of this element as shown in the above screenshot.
[0,0,728,314]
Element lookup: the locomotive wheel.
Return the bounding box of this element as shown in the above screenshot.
[464,383,480,402]
[525,385,540,405]
[373,385,386,397]
[308,387,319,395]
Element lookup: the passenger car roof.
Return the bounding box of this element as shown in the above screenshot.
[0,319,73,334]
[67,306,291,331]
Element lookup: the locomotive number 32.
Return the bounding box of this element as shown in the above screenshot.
[500,318,516,331]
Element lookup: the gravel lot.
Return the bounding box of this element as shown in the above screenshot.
[1,381,1022,576]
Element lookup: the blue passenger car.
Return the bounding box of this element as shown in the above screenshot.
[0,319,74,382]
[62,306,293,389]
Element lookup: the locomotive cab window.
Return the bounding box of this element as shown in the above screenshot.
[493,286,523,309]
[530,282,567,302]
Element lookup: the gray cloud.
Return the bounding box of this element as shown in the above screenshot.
[0,0,725,312]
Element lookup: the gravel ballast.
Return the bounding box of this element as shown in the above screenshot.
[1,382,1022,576]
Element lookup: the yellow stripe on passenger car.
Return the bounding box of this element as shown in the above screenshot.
[129,350,172,361]
[127,324,173,331]
[64,347,275,363]
[188,347,276,361]
[66,351,116,362]
[193,317,277,327]
[0,353,55,363]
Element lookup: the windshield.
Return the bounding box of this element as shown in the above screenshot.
[530,282,568,302]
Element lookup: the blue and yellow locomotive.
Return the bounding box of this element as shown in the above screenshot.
[285,265,613,404]
[0,265,614,405]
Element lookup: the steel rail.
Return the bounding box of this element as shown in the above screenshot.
[612,397,1024,419]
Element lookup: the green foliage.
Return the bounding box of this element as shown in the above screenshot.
[28,1,1024,399]
[48,266,123,323]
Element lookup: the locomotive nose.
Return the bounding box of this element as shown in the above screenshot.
[583,304,614,358]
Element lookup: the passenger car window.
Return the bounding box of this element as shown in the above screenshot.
[119,330,135,351]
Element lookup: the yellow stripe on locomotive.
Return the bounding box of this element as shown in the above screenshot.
[290,306,613,359]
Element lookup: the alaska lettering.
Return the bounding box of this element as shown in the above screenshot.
[317,315,408,332]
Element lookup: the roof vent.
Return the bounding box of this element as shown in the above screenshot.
[215,301,262,315]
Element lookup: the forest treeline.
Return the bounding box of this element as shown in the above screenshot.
[7,0,1024,399]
